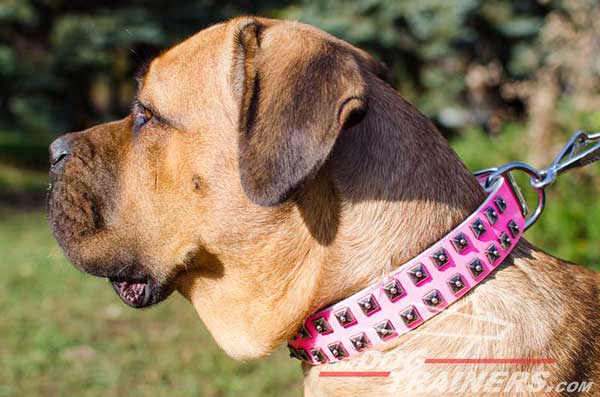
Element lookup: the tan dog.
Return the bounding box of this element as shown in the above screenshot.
[47,17,600,396]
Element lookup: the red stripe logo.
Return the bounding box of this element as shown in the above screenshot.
[319,371,391,378]
[424,358,556,365]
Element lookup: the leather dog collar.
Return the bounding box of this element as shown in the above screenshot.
[287,130,600,365]
[287,171,525,365]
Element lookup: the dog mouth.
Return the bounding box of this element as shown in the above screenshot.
[110,277,152,308]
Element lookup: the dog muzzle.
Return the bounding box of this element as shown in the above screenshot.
[288,129,600,365]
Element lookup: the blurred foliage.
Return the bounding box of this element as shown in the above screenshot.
[1,0,598,148]
[285,0,539,129]
[0,0,289,146]
[454,124,600,269]
[285,0,600,141]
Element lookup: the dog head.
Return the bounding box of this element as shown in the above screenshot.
[47,17,395,357]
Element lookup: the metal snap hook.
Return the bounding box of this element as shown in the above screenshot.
[474,130,600,231]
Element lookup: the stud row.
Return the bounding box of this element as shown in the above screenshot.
[307,272,469,337]
[301,221,517,340]
[289,195,521,363]
[290,300,434,363]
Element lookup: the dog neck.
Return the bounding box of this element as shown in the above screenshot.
[181,79,497,361]
[312,79,486,308]
[295,80,571,391]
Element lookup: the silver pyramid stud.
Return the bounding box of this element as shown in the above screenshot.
[451,232,469,253]
[408,263,428,285]
[310,349,327,363]
[295,348,310,362]
[431,248,450,269]
[297,325,311,339]
[447,274,466,294]
[383,279,404,302]
[288,344,298,358]
[334,308,355,327]
[374,320,397,340]
[471,218,487,238]
[312,317,331,334]
[400,305,420,326]
[494,196,507,213]
[310,348,327,363]
[350,333,370,351]
[358,295,380,316]
[468,258,485,278]
[423,290,444,307]
[484,207,498,225]
[328,342,348,359]
[486,244,501,264]
[508,220,519,238]
[499,232,511,249]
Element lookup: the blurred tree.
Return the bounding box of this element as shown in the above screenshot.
[282,0,551,134]
[0,0,598,160]
[0,0,289,143]
[503,0,600,165]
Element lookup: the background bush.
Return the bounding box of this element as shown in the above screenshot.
[2,0,599,144]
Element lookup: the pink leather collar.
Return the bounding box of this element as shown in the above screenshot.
[287,172,525,365]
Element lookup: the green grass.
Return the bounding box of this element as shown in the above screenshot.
[0,210,302,397]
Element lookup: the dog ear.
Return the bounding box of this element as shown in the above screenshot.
[230,18,368,206]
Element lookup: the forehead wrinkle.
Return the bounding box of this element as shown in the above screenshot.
[141,55,190,114]
[137,23,229,129]
[137,59,191,132]
[137,56,169,107]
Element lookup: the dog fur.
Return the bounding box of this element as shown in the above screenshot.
[47,17,600,396]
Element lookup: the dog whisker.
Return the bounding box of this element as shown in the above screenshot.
[114,263,132,278]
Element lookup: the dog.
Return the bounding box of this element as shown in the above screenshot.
[47,17,600,396]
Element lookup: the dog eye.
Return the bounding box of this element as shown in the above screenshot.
[133,103,153,133]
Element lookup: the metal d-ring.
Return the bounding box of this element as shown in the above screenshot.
[474,130,600,231]
[479,162,546,231]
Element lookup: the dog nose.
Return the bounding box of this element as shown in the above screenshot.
[49,136,71,166]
